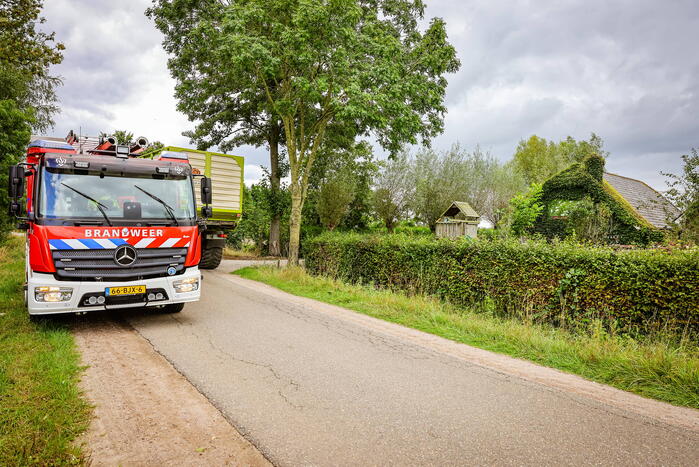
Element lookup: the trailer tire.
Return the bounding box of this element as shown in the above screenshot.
[199,246,223,270]
[159,302,184,314]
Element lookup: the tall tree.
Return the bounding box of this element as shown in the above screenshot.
[558,133,608,162]
[0,0,64,131]
[100,129,164,157]
[512,134,607,185]
[373,152,410,231]
[305,139,377,231]
[147,0,286,256]
[488,164,527,227]
[215,0,459,263]
[407,144,525,229]
[316,169,356,231]
[0,0,62,238]
[410,147,468,231]
[340,150,377,230]
[511,136,563,186]
[459,146,525,227]
[106,130,134,145]
[0,100,32,239]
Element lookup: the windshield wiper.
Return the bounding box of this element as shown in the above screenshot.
[134,185,179,226]
[60,183,113,226]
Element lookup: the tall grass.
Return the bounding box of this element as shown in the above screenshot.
[236,265,699,409]
[0,237,90,464]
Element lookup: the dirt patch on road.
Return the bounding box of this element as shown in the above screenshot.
[73,317,270,466]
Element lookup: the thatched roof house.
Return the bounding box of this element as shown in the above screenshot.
[533,155,676,244]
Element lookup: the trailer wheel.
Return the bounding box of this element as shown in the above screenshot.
[159,303,184,314]
[199,246,223,270]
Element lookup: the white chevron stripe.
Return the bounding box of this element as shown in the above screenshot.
[134,238,155,248]
[94,239,117,249]
[184,242,190,247]
[49,243,56,250]
[64,239,89,249]
[160,237,181,248]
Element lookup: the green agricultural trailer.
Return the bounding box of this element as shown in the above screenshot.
[160,146,244,269]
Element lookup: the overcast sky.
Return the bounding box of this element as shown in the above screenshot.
[42,0,699,190]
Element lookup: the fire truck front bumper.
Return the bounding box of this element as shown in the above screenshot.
[27,267,201,315]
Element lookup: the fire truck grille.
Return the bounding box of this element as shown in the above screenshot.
[52,248,188,281]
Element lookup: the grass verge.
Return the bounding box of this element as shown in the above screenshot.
[235,265,699,409]
[223,247,280,261]
[0,236,91,464]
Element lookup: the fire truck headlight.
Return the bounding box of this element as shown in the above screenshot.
[173,278,199,293]
[35,286,73,302]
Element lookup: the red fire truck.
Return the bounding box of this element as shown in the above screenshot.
[7,137,214,316]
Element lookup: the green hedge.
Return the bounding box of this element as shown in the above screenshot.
[305,233,699,335]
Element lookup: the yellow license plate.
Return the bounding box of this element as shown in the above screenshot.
[106,285,146,296]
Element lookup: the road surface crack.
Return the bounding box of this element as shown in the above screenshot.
[169,313,302,408]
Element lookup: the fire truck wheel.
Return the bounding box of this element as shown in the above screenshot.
[159,303,185,314]
[199,246,223,270]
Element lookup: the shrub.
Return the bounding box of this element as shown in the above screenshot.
[476,228,507,241]
[393,224,432,236]
[508,183,543,237]
[305,233,699,335]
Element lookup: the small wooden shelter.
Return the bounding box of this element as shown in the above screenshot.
[436,201,480,239]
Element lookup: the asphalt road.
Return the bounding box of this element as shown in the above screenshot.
[126,260,699,466]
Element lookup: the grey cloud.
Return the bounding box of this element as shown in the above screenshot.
[420,0,699,189]
[41,0,699,189]
[44,0,167,136]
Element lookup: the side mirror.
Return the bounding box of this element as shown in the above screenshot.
[8,165,24,199]
[8,200,21,216]
[8,165,25,216]
[200,176,212,205]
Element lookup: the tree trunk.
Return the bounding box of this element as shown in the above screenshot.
[280,114,327,266]
[268,123,282,256]
[269,214,281,256]
[288,189,303,265]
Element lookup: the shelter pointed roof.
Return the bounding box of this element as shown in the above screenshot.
[440,201,479,219]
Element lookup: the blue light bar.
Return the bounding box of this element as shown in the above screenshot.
[28,139,75,151]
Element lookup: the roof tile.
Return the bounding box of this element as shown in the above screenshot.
[603,172,679,228]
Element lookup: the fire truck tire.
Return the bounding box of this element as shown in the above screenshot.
[159,302,185,313]
[199,246,223,270]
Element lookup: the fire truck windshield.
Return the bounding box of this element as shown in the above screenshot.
[38,168,196,223]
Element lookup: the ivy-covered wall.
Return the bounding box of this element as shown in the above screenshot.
[533,155,663,245]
